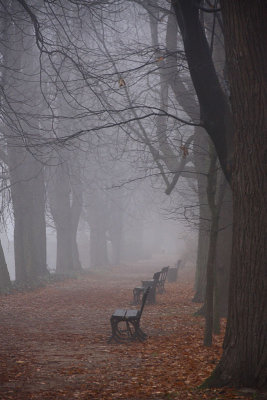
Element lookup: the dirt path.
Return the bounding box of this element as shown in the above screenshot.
[0,258,257,399]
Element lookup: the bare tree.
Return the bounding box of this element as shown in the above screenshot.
[203,0,267,388]
[171,0,266,388]
[1,2,47,283]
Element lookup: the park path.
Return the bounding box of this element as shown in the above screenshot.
[0,257,254,400]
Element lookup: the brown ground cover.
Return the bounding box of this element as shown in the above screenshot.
[0,257,259,399]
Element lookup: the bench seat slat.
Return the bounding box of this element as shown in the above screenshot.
[141,280,154,287]
[112,309,127,317]
[125,310,139,318]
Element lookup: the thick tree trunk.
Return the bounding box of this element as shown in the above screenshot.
[193,194,209,303]
[9,151,47,282]
[108,195,123,266]
[0,239,11,293]
[85,189,109,269]
[70,183,83,271]
[2,2,47,283]
[204,148,218,346]
[193,129,210,303]
[56,227,74,274]
[214,184,232,319]
[204,213,219,346]
[205,0,267,388]
[70,223,82,271]
[47,164,75,274]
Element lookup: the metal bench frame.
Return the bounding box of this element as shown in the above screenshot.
[157,266,169,294]
[108,287,150,343]
[133,271,160,305]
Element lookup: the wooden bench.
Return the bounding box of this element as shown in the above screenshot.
[133,271,160,305]
[157,266,169,293]
[108,287,150,343]
[132,266,169,305]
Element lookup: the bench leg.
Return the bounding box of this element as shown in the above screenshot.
[157,284,165,294]
[135,326,147,341]
[108,318,147,343]
[147,287,156,304]
[132,288,139,305]
[128,320,147,342]
[108,317,118,343]
[108,318,135,343]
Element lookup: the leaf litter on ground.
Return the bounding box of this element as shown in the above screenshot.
[0,260,261,400]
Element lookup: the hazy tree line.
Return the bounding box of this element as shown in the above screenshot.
[0,0,266,390]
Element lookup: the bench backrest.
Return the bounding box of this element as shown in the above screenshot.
[152,271,161,285]
[142,271,160,288]
[139,287,150,318]
[157,266,169,293]
[160,266,169,283]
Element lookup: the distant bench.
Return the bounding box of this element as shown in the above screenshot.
[133,271,160,305]
[167,260,181,283]
[108,287,150,343]
[132,266,169,305]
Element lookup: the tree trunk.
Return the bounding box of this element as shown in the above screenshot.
[85,188,109,269]
[2,2,47,283]
[205,0,267,388]
[214,184,232,319]
[193,195,210,303]
[0,239,11,293]
[9,151,47,282]
[56,227,74,274]
[70,182,83,271]
[47,164,75,274]
[204,147,219,346]
[172,0,233,182]
[108,195,123,266]
[193,129,211,302]
[204,213,219,346]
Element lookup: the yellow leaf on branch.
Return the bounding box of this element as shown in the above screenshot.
[118,78,126,87]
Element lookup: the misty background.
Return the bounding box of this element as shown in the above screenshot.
[0,1,204,283]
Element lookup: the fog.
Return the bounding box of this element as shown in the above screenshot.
[0,1,203,286]
[1,181,197,281]
[0,1,265,395]
[0,0,223,354]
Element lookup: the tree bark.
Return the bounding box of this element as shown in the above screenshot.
[204,146,227,345]
[70,180,83,271]
[48,159,83,274]
[8,149,47,282]
[214,183,232,319]
[108,201,123,266]
[0,239,11,293]
[193,129,211,303]
[205,0,267,388]
[47,164,75,274]
[2,2,47,283]
[204,213,219,346]
[85,189,109,269]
